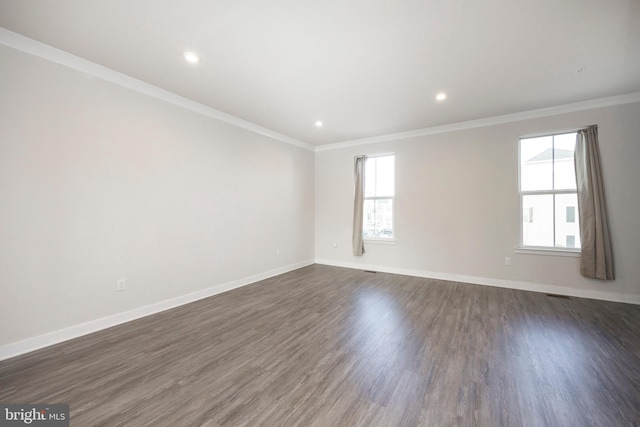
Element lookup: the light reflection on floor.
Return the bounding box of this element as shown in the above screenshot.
[348,288,409,389]
[505,314,597,418]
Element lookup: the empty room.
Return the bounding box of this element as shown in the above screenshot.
[1,1,639,426]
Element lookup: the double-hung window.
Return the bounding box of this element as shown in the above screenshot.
[519,132,580,250]
[363,154,394,239]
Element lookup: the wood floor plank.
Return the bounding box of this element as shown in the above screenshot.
[1,264,640,426]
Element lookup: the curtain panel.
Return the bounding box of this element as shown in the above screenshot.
[352,155,366,256]
[574,126,614,280]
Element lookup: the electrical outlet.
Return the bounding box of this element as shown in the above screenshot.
[505,257,512,266]
[116,279,126,291]
[333,242,338,248]
[276,248,281,257]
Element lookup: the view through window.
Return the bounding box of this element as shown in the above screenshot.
[519,132,580,249]
[363,154,394,239]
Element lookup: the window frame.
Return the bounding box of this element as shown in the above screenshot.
[517,130,581,254]
[363,153,396,242]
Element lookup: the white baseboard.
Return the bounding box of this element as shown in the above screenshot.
[4,258,637,361]
[315,258,640,305]
[0,260,314,361]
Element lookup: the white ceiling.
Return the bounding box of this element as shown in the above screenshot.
[1,0,639,146]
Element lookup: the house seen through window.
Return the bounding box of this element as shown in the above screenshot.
[363,154,394,239]
[519,132,580,250]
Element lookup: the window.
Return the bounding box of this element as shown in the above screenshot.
[519,132,581,250]
[363,154,394,239]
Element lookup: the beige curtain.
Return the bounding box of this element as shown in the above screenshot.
[574,126,614,280]
[352,155,366,256]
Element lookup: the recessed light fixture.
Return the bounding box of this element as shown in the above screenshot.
[314,120,323,128]
[184,51,200,64]
[435,92,447,101]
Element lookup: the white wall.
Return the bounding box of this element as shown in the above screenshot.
[1,38,638,359]
[315,102,640,303]
[0,45,315,349]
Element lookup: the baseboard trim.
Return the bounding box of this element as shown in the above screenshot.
[315,258,640,305]
[0,260,314,361]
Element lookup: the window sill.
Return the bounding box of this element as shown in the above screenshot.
[364,238,397,245]
[515,247,580,257]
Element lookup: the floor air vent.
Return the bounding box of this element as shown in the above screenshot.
[546,293,571,299]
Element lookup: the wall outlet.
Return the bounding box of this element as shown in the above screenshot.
[505,257,512,266]
[276,248,281,257]
[116,279,126,291]
[333,242,338,248]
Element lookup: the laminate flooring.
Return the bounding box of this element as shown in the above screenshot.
[1,264,639,426]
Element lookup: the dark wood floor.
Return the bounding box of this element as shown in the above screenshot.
[1,265,640,426]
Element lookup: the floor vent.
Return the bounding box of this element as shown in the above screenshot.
[546,293,571,299]
[364,270,377,274]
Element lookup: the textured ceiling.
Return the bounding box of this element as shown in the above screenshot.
[1,0,639,145]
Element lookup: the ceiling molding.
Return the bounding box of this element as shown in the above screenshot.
[0,27,315,152]
[3,27,639,154]
[316,92,640,152]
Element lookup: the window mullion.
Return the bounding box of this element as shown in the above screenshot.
[551,134,556,192]
[552,136,557,248]
[553,194,557,248]
[521,190,556,196]
[366,196,394,200]
[521,190,576,197]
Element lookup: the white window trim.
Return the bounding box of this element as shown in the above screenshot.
[515,248,580,257]
[517,131,581,255]
[365,151,395,158]
[363,153,395,241]
[363,238,397,245]
[519,126,586,139]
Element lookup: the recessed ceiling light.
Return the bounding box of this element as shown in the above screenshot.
[184,51,200,64]
[435,92,447,101]
[314,120,323,128]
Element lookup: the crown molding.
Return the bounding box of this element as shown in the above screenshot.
[3,27,639,154]
[0,27,315,152]
[316,92,640,152]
